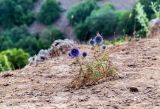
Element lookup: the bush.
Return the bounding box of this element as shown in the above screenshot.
[115,10,131,34]
[2,25,30,43]
[1,48,30,69]
[138,0,160,19]
[0,25,40,55]
[0,25,64,55]
[38,0,61,25]
[0,0,35,28]
[74,4,117,41]
[39,27,64,48]
[17,37,41,55]
[67,0,98,26]
[126,0,160,37]
[0,36,13,51]
[0,54,11,72]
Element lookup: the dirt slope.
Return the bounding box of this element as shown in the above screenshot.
[0,38,160,109]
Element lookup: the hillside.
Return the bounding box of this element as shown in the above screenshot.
[29,0,136,39]
[0,38,160,108]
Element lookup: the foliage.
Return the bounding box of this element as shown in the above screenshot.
[0,25,63,55]
[0,0,35,28]
[39,26,64,48]
[2,25,30,43]
[0,54,11,72]
[0,48,29,70]
[67,0,98,26]
[127,0,160,37]
[151,2,160,18]
[135,2,149,35]
[74,4,133,41]
[38,0,61,25]
[138,0,160,19]
[115,10,131,34]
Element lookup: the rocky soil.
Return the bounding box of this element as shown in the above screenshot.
[0,38,160,109]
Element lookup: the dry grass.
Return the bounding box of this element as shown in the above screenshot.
[69,51,117,89]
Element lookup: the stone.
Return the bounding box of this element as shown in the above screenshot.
[129,87,139,92]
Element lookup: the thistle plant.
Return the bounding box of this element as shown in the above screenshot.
[69,33,116,89]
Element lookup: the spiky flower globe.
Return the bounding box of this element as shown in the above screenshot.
[95,35,103,45]
[101,45,107,50]
[68,51,71,57]
[82,52,87,58]
[89,39,96,46]
[69,48,80,58]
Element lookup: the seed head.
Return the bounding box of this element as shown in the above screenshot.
[95,34,103,45]
[82,52,87,58]
[69,48,80,58]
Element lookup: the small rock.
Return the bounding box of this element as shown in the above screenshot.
[78,96,89,102]
[45,99,51,103]
[128,87,139,92]
[152,57,157,60]
[3,83,9,86]
[125,52,130,55]
[127,64,136,68]
[2,73,13,78]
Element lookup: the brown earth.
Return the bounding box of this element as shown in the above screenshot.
[0,38,160,109]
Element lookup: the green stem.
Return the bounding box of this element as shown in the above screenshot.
[77,58,84,75]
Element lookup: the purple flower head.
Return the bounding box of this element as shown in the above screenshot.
[68,51,71,57]
[69,48,80,58]
[101,44,107,50]
[89,38,96,46]
[95,34,103,45]
[82,52,87,58]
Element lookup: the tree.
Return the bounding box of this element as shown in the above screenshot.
[38,0,61,25]
[67,0,98,26]
[0,0,34,28]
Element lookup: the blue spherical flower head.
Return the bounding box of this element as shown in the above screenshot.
[101,44,107,50]
[95,35,103,45]
[89,39,96,46]
[70,48,80,58]
[68,51,71,57]
[82,52,87,58]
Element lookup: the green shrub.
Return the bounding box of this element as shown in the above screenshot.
[38,0,61,25]
[135,2,149,37]
[126,0,160,37]
[115,10,131,34]
[39,27,64,48]
[151,2,160,18]
[0,0,35,28]
[2,25,30,43]
[0,25,63,55]
[74,4,117,41]
[0,54,11,72]
[0,36,13,51]
[0,25,40,55]
[138,0,160,19]
[67,0,98,26]
[17,37,41,55]
[1,48,29,69]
